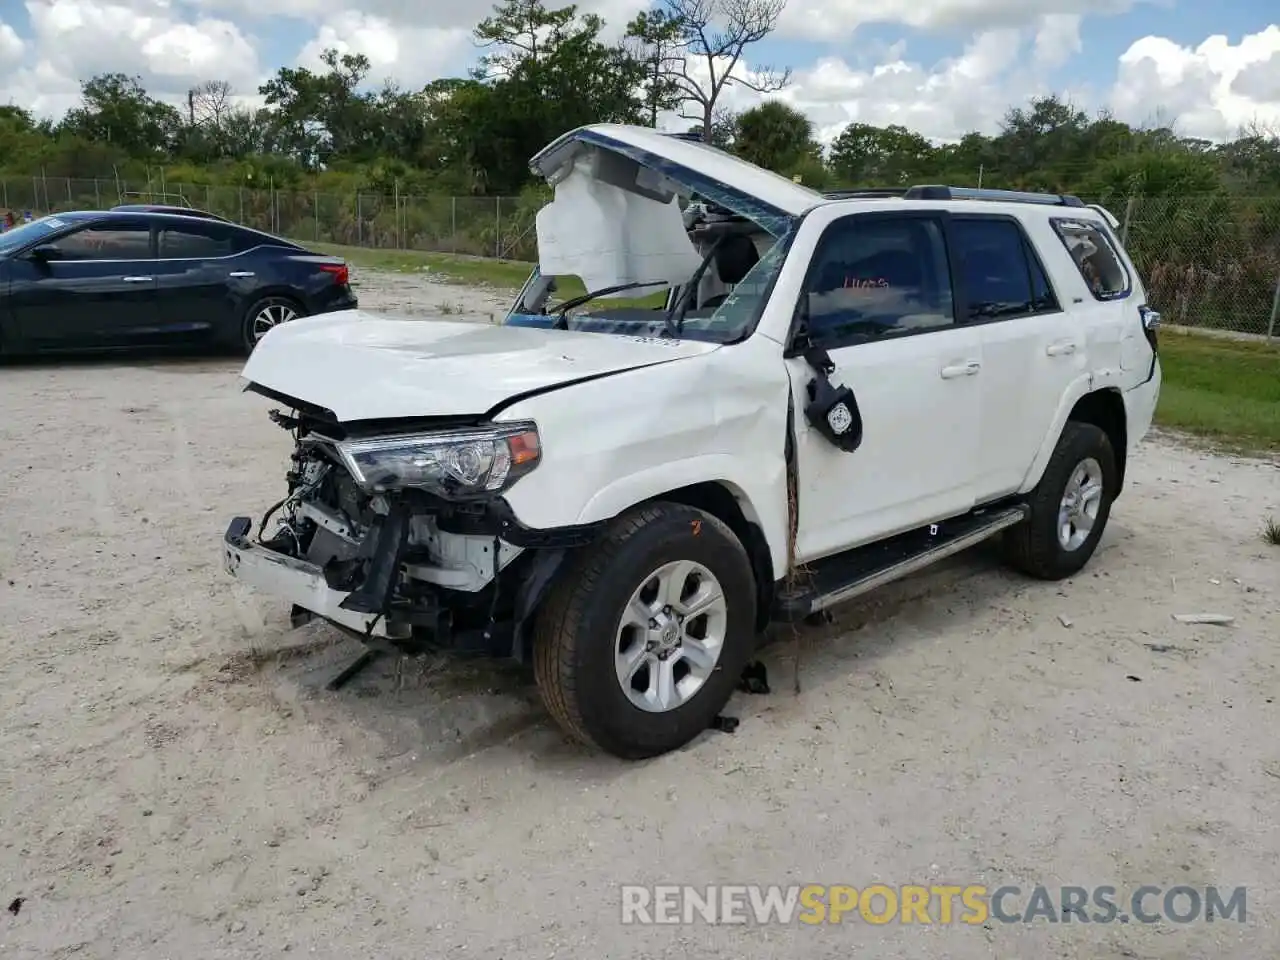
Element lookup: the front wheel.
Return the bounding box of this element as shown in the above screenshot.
[533,502,757,759]
[1003,420,1118,579]
[241,296,304,354]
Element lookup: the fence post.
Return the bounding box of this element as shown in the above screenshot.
[314,191,320,241]
[495,197,501,259]
[206,185,211,211]
[451,197,457,254]
[3,178,8,209]
[1121,196,1135,247]
[94,179,100,207]
[1267,276,1280,345]
[239,187,244,225]
[66,178,72,204]
[357,193,363,246]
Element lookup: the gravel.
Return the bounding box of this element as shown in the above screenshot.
[1,268,1277,959]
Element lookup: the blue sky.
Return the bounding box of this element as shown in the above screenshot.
[0,0,1278,141]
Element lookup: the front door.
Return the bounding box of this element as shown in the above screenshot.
[8,218,157,347]
[785,210,983,563]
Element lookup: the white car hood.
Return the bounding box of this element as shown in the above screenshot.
[240,310,718,423]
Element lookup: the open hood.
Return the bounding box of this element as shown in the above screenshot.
[239,310,718,423]
[528,124,823,294]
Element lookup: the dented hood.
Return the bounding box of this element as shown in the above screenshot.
[239,310,718,423]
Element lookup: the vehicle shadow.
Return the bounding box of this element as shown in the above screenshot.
[0,343,244,371]
[236,524,1132,781]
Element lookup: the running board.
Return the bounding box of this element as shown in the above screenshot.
[773,504,1029,622]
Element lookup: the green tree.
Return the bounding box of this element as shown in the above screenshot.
[58,74,183,156]
[828,123,938,185]
[732,101,820,173]
[624,8,686,126]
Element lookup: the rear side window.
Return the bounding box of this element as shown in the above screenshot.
[158,222,236,258]
[1051,218,1130,300]
[951,217,1060,320]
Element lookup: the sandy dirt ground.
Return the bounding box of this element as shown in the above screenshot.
[2,266,1278,960]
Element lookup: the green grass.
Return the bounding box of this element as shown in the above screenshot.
[303,240,549,291]
[302,241,1280,452]
[1154,332,1280,453]
[304,240,675,307]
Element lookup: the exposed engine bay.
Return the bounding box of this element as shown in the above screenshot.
[245,406,592,659]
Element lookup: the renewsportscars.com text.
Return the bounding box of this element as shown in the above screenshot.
[620,884,1247,925]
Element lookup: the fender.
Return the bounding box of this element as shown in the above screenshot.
[575,454,791,580]
[1017,372,1117,494]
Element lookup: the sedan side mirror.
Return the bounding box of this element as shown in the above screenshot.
[27,244,61,262]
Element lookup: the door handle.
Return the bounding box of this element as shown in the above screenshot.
[1046,339,1077,356]
[228,271,255,278]
[940,360,981,379]
[121,276,153,283]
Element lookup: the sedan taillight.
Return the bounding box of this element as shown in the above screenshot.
[320,263,349,286]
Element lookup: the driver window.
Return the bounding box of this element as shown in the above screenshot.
[801,215,955,347]
[49,223,153,261]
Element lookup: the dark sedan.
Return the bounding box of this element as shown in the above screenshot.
[0,210,357,356]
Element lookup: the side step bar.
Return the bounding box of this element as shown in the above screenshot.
[773,504,1029,622]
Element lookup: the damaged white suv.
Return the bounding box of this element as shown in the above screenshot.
[223,124,1162,759]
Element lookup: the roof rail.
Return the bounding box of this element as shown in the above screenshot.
[902,184,1086,208]
[823,188,908,199]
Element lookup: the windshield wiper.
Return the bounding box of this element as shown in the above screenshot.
[552,281,668,329]
[662,233,730,339]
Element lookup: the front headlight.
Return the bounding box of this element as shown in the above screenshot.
[335,422,541,498]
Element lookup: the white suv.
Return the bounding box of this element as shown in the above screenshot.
[222,123,1162,759]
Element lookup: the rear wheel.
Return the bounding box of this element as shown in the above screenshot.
[241,296,304,354]
[1003,420,1118,579]
[534,502,757,759]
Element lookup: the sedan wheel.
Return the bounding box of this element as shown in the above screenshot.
[241,296,304,354]
[252,301,297,341]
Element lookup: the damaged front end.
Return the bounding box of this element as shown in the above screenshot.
[222,403,597,661]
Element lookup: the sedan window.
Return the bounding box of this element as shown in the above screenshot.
[159,223,237,259]
[49,224,153,261]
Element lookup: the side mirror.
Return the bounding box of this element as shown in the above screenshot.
[27,244,60,262]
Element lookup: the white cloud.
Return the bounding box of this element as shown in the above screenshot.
[659,25,1045,144]
[1033,14,1082,70]
[0,0,262,115]
[1110,26,1280,139]
[777,0,1152,42]
[296,12,473,87]
[0,0,1276,155]
[0,21,24,67]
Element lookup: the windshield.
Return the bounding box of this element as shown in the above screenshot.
[0,216,68,256]
[505,202,796,344]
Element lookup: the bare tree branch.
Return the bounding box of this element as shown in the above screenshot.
[647,0,790,141]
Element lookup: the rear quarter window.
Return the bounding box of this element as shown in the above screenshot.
[1050,217,1130,301]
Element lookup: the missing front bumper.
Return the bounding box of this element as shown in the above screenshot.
[222,516,408,639]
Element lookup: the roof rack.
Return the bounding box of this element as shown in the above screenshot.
[822,188,908,199]
[901,184,1085,208]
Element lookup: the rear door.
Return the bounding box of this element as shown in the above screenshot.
[8,218,157,347]
[950,214,1084,500]
[151,219,245,340]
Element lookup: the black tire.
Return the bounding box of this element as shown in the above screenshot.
[240,295,305,354]
[1003,420,1118,580]
[533,502,757,760]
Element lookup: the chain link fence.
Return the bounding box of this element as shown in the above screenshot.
[2,177,1278,338]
